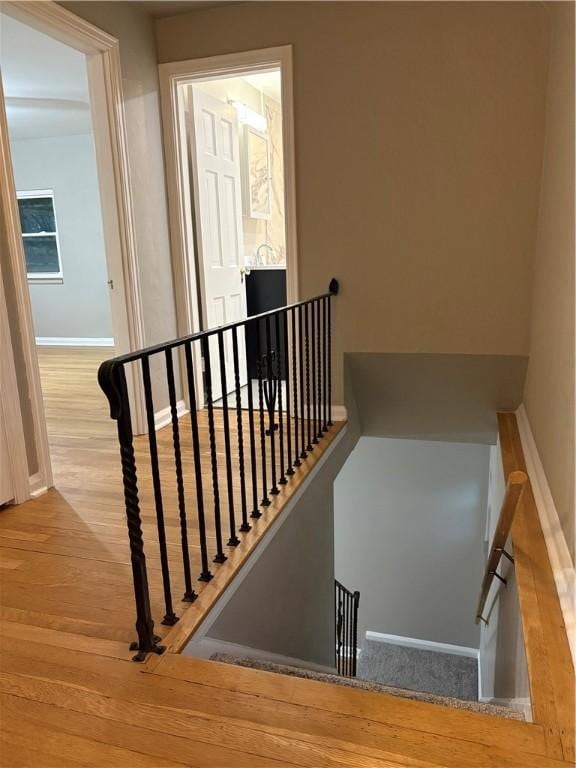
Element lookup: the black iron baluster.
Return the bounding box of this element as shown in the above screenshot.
[165,348,196,603]
[283,309,294,476]
[99,361,162,661]
[322,297,328,432]
[344,589,349,676]
[311,299,318,444]
[299,304,306,459]
[265,316,279,496]
[352,590,360,677]
[316,299,323,439]
[232,327,250,532]
[141,355,178,626]
[336,583,343,674]
[275,312,287,485]
[305,303,312,452]
[256,321,270,507]
[292,308,301,466]
[348,592,354,677]
[184,341,212,582]
[245,321,261,518]
[202,336,227,563]
[218,331,240,547]
[328,291,333,427]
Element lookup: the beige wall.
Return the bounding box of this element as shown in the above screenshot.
[156,1,550,402]
[523,2,575,562]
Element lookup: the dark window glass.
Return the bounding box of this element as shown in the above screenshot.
[22,236,60,274]
[18,196,56,234]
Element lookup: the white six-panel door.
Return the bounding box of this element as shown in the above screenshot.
[189,88,248,401]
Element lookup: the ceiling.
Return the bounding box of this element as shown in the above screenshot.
[135,1,240,18]
[0,13,91,141]
[243,72,282,103]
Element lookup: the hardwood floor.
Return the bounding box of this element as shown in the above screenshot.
[7,347,344,650]
[0,349,572,766]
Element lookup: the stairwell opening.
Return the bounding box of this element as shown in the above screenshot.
[333,434,530,719]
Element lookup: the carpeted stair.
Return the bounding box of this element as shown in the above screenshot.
[211,652,525,720]
[358,637,478,700]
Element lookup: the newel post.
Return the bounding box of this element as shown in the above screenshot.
[98,360,163,661]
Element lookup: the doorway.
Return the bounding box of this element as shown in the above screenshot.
[0,4,145,498]
[160,47,297,409]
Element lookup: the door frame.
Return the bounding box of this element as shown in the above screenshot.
[0,231,29,504]
[0,0,147,497]
[159,46,298,408]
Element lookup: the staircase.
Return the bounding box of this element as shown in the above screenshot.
[2,621,556,768]
[2,285,572,766]
[210,652,524,720]
[357,636,479,701]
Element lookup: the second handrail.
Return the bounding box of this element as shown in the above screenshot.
[476,470,528,624]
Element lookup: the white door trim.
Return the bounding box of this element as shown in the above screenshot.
[159,46,298,407]
[0,230,30,504]
[0,69,53,495]
[0,0,147,494]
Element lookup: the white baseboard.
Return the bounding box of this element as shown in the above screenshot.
[332,405,347,421]
[365,630,479,659]
[187,636,337,675]
[29,471,49,498]
[35,337,114,347]
[516,404,576,668]
[154,400,188,430]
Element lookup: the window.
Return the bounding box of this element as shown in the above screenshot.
[17,190,63,281]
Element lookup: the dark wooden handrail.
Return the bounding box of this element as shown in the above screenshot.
[475,469,527,624]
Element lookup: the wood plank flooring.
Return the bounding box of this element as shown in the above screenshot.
[2,347,344,650]
[498,412,575,764]
[0,350,572,766]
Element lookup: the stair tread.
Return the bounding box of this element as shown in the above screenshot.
[210,652,525,720]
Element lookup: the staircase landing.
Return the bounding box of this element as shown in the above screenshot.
[0,354,573,766]
[0,622,566,768]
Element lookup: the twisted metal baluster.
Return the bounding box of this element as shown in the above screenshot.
[218,330,240,547]
[184,341,212,582]
[141,355,178,625]
[202,336,227,563]
[232,327,250,532]
[165,348,196,603]
[99,360,163,661]
[283,309,294,476]
[245,321,261,518]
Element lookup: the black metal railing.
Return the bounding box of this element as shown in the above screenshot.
[335,579,360,677]
[98,279,339,661]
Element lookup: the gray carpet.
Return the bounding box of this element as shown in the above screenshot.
[211,653,524,720]
[358,638,478,701]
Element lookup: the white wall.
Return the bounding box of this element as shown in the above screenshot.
[10,133,112,341]
[201,424,359,668]
[334,436,490,648]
